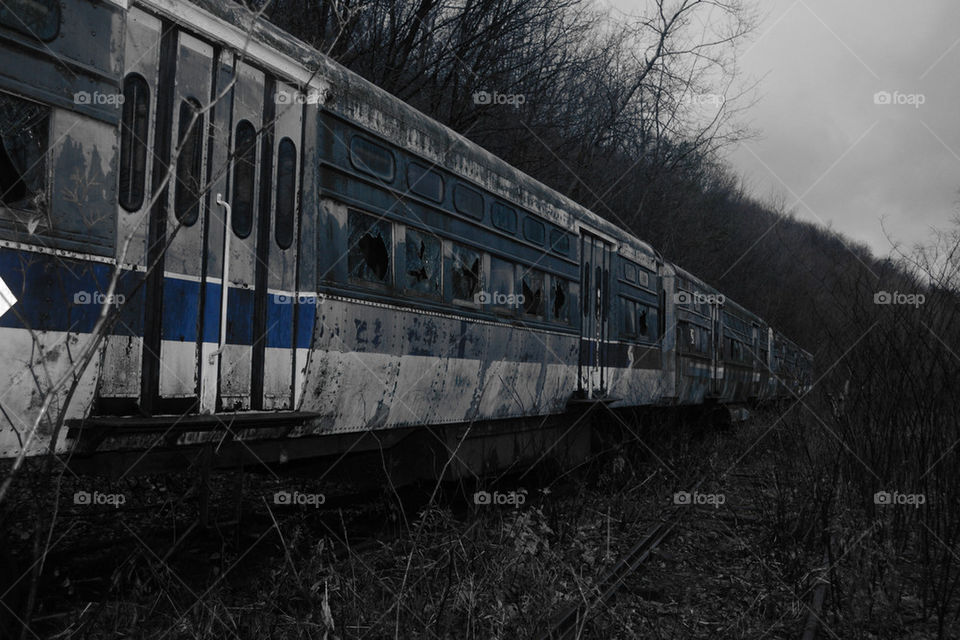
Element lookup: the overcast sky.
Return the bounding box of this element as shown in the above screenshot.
[607,0,960,258]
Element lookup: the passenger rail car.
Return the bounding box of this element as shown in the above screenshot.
[0,0,812,475]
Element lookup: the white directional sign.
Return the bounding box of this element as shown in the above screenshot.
[0,276,17,319]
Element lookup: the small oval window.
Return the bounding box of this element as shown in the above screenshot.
[523,217,545,244]
[491,202,517,234]
[453,184,484,220]
[174,98,204,226]
[407,163,443,202]
[119,74,150,212]
[274,137,297,249]
[350,136,394,181]
[232,119,257,238]
[549,229,570,255]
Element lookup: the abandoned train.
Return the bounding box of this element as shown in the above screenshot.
[0,0,812,477]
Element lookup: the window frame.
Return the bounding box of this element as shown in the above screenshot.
[274,136,297,250]
[491,201,518,234]
[173,97,205,226]
[231,118,258,238]
[118,73,151,212]
[349,135,395,182]
[402,226,442,299]
[406,162,444,203]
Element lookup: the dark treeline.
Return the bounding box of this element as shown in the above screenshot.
[262,1,960,633]
[258,0,889,353]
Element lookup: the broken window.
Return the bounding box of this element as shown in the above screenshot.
[521,269,544,317]
[348,210,392,284]
[0,91,49,212]
[552,278,569,323]
[451,243,481,302]
[404,227,441,296]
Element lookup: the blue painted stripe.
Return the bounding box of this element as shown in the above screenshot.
[0,248,313,349]
[0,248,145,336]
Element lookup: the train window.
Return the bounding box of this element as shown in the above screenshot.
[552,278,569,323]
[489,257,515,310]
[348,210,392,284]
[350,136,394,182]
[274,137,297,249]
[679,322,708,354]
[453,184,484,220]
[582,261,590,318]
[642,304,658,342]
[0,91,49,212]
[622,298,636,335]
[0,0,60,41]
[404,227,441,296]
[118,74,150,212]
[595,266,603,320]
[491,202,517,234]
[549,229,570,255]
[523,217,545,245]
[521,269,544,317]
[622,262,636,283]
[637,269,650,288]
[407,163,444,202]
[637,304,649,338]
[451,244,482,302]
[174,99,204,226]
[231,119,257,238]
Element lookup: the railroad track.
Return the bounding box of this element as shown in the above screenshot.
[538,477,705,640]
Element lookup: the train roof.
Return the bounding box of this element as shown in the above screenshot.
[154,0,660,270]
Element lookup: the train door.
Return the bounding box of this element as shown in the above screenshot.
[251,81,303,410]
[207,71,305,413]
[710,302,723,397]
[141,25,215,413]
[578,233,612,397]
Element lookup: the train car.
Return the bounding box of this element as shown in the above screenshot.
[0,0,810,477]
[717,297,768,405]
[661,264,723,405]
